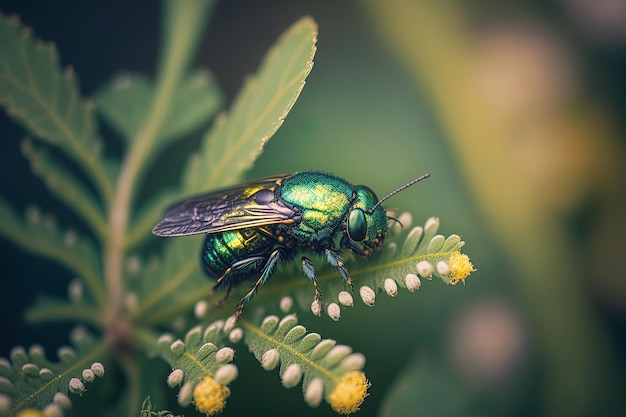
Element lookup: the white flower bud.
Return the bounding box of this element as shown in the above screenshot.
[384,278,398,297]
[52,392,71,409]
[310,339,336,361]
[424,217,440,234]
[223,315,237,333]
[169,340,185,357]
[68,377,85,395]
[81,368,95,382]
[90,362,105,377]
[261,349,280,370]
[417,261,434,279]
[281,363,303,388]
[57,347,76,365]
[311,298,323,316]
[359,286,376,306]
[304,378,324,408]
[338,291,353,307]
[436,261,451,276]
[215,364,238,385]
[215,347,235,363]
[67,278,83,303]
[280,296,293,312]
[405,274,421,292]
[177,381,193,407]
[157,333,174,348]
[42,403,63,417]
[39,368,55,381]
[194,300,209,319]
[228,328,244,343]
[167,369,184,388]
[125,292,139,314]
[327,303,341,321]
[339,353,366,371]
[325,345,353,365]
[22,363,39,377]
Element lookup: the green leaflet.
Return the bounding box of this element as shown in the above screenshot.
[0,14,114,205]
[95,70,223,148]
[248,216,472,320]
[0,327,110,415]
[0,198,105,307]
[20,139,107,239]
[241,314,367,409]
[182,17,318,193]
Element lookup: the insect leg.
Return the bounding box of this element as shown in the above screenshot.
[235,248,285,321]
[301,256,323,308]
[209,256,265,309]
[324,248,354,290]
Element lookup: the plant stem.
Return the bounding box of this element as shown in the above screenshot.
[103,0,214,325]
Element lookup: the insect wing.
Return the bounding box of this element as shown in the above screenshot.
[152,176,296,237]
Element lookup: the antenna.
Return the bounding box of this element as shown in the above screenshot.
[367,173,430,214]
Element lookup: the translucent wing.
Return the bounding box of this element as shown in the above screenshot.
[152,175,299,237]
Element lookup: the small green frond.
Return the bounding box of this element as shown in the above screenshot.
[94,70,222,147]
[318,216,474,319]
[157,69,223,145]
[241,313,370,413]
[155,322,237,415]
[182,16,318,193]
[251,215,474,321]
[25,295,103,329]
[94,74,152,144]
[0,198,106,308]
[0,327,110,416]
[20,138,108,239]
[0,14,114,205]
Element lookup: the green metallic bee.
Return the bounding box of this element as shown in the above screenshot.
[153,171,429,320]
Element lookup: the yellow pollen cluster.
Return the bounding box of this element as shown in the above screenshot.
[448,251,475,285]
[193,375,230,416]
[328,371,370,415]
[15,410,43,417]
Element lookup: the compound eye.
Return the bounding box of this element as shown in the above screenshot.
[347,208,367,242]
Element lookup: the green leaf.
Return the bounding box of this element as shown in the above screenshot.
[94,74,152,143]
[25,295,103,328]
[0,327,111,415]
[250,216,474,320]
[158,69,223,144]
[94,70,222,146]
[0,14,114,205]
[154,322,237,413]
[0,198,106,307]
[241,313,368,411]
[20,138,108,239]
[182,16,318,193]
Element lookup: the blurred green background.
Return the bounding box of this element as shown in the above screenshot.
[1,1,624,416]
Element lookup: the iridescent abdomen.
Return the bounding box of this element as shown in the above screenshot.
[201,228,276,280]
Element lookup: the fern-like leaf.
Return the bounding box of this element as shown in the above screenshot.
[95,70,222,147]
[250,215,474,320]
[0,198,106,307]
[241,313,369,413]
[182,16,318,193]
[0,327,109,416]
[0,14,114,204]
[20,138,108,239]
[155,322,238,415]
